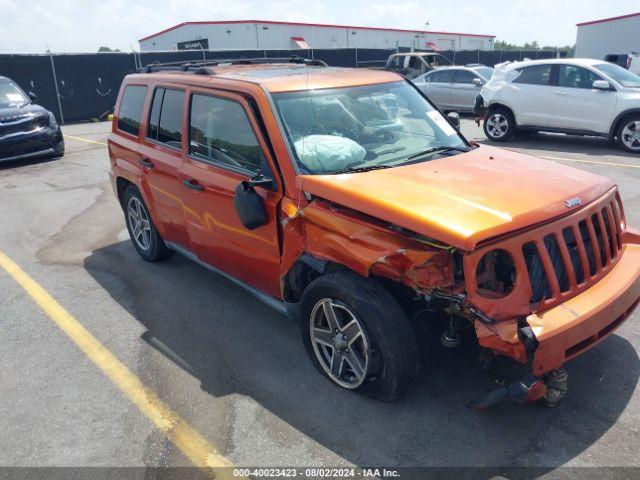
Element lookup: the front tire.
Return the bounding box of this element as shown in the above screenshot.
[299,271,420,401]
[122,186,172,262]
[483,107,515,142]
[617,115,640,153]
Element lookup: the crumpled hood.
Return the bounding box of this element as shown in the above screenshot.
[301,144,615,251]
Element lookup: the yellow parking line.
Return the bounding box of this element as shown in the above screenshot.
[0,249,238,478]
[65,134,107,146]
[539,154,640,169]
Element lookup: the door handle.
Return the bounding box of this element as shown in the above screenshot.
[140,158,154,169]
[183,179,205,192]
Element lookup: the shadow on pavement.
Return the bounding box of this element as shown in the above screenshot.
[0,154,61,171]
[84,240,639,475]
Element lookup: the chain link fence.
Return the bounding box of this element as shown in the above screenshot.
[0,48,567,124]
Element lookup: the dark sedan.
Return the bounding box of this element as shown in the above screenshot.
[0,76,64,163]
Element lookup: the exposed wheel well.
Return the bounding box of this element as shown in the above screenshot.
[282,255,416,317]
[116,177,135,207]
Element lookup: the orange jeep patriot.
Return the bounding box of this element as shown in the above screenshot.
[108,58,640,408]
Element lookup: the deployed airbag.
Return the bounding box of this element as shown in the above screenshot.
[294,135,366,173]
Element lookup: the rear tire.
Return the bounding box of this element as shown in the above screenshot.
[122,186,172,262]
[299,271,420,401]
[616,115,640,153]
[483,107,515,142]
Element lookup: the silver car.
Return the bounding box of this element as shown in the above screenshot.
[414,65,494,112]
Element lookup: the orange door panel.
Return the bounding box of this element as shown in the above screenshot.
[178,88,283,298]
[138,86,190,246]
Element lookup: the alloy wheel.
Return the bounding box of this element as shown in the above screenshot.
[486,113,509,139]
[621,120,640,151]
[127,196,152,251]
[309,298,370,389]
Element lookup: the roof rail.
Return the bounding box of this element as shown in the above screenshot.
[138,56,328,74]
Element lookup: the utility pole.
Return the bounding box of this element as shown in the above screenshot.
[47,45,64,125]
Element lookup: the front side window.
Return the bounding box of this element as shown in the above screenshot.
[117,85,147,136]
[272,81,468,175]
[513,65,552,86]
[0,79,29,108]
[147,88,184,149]
[558,65,602,89]
[453,70,480,84]
[189,94,266,173]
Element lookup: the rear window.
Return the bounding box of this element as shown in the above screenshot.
[147,88,185,149]
[513,65,552,86]
[117,85,147,136]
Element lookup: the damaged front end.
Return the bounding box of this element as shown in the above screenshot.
[280,187,640,409]
[279,196,550,408]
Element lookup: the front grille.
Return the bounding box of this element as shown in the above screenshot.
[0,115,49,137]
[522,191,624,310]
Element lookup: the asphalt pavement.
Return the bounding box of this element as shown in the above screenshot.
[0,120,639,478]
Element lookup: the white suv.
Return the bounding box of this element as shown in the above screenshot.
[475,58,640,152]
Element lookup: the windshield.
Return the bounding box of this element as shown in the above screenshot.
[474,67,494,80]
[593,62,640,88]
[272,81,468,174]
[0,80,29,108]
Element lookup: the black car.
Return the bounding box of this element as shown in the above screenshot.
[0,76,64,163]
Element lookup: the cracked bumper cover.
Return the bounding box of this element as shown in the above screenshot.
[528,241,640,375]
[476,237,640,374]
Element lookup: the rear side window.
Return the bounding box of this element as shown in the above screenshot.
[408,56,423,69]
[388,56,403,69]
[513,65,552,85]
[427,70,453,83]
[189,94,266,174]
[117,85,147,136]
[147,88,185,149]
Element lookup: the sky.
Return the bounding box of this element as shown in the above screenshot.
[0,0,638,53]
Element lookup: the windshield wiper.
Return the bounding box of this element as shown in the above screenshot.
[330,164,393,175]
[407,146,469,161]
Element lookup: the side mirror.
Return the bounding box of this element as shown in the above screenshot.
[447,111,461,130]
[593,80,612,90]
[234,172,273,230]
[234,179,268,230]
[472,78,484,87]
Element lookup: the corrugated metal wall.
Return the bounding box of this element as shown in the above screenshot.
[139,22,494,52]
[576,15,640,59]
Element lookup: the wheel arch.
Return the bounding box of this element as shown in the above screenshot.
[608,109,640,141]
[486,102,518,126]
[115,176,135,208]
[282,254,417,318]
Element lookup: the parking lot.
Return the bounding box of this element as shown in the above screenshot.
[1,119,639,477]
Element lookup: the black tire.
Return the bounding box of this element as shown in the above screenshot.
[299,271,420,401]
[122,186,172,262]
[483,107,515,142]
[616,114,640,153]
[51,139,65,158]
